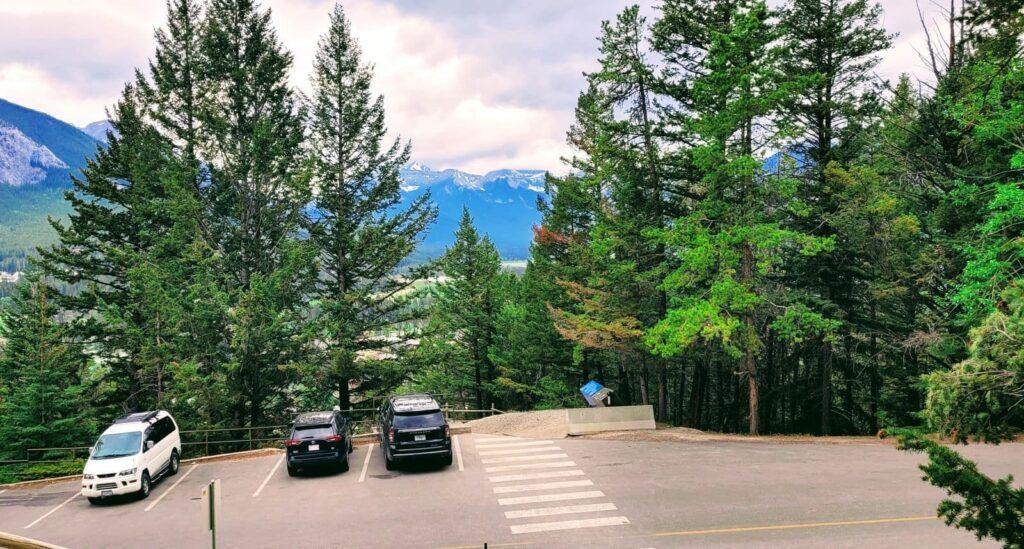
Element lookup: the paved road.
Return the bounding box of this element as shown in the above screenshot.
[0,434,1019,548]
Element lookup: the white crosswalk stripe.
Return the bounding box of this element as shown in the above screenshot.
[479,446,562,456]
[494,479,593,493]
[504,502,618,519]
[484,461,577,473]
[473,434,629,536]
[475,440,555,449]
[498,490,605,506]
[510,516,630,534]
[489,470,586,483]
[482,453,569,464]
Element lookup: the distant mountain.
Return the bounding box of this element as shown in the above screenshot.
[397,164,547,259]
[0,99,101,264]
[81,120,117,144]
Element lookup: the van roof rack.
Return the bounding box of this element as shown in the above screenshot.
[390,393,440,413]
[113,411,160,424]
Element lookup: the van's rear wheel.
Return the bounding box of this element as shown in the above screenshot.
[138,472,151,499]
[168,450,180,476]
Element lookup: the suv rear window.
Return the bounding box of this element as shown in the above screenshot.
[393,411,445,429]
[292,424,334,439]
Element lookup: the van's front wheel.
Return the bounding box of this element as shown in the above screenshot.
[138,472,151,499]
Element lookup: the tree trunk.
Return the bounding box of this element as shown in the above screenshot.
[338,377,351,411]
[820,341,832,435]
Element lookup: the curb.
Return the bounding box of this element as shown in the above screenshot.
[0,428,473,490]
[0,531,69,549]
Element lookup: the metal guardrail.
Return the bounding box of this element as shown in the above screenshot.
[0,405,504,477]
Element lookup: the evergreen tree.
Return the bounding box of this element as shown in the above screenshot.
[420,210,502,409]
[198,0,314,425]
[305,4,436,410]
[778,0,893,434]
[0,274,93,459]
[36,87,176,411]
[139,0,205,163]
[646,1,834,435]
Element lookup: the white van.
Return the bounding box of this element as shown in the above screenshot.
[81,411,182,503]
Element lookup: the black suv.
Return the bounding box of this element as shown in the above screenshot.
[286,411,352,476]
[379,394,452,470]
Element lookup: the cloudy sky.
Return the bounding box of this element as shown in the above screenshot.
[0,0,948,174]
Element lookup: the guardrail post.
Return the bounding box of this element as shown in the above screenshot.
[205,431,210,457]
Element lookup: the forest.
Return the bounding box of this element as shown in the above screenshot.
[0,0,1022,514]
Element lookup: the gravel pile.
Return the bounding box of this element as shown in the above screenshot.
[467,409,570,438]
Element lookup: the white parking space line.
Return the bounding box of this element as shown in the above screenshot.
[479,446,562,456]
[251,457,282,498]
[504,502,618,519]
[453,435,464,472]
[489,470,586,483]
[24,492,78,529]
[482,453,569,464]
[510,516,630,534]
[485,461,577,473]
[0,489,6,495]
[147,463,199,511]
[358,444,373,483]
[471,440,552,448]
[494,480,594,494]
[498,490,605,506]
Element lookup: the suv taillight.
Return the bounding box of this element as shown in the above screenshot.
[444,425,450,438]
[286,439,303,447]
[388,428,396,444]
[325,435,343,442]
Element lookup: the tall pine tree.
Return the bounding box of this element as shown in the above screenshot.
[305,4,436,409]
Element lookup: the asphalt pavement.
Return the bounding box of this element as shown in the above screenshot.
[0,434,1019,548]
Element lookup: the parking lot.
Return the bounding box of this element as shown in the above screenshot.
[1,434,1020,548]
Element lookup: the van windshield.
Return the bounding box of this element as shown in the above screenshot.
[92,432,142,459]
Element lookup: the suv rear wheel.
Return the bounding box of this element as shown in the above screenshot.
[138,471,151,499]
[384,451,396,471]
[168,450,180,476]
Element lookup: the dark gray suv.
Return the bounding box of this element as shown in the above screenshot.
[286,411,352,476]
[379,394,452,470]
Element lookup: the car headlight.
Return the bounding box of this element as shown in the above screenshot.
[118,468,137,476]
[83,474,95,480]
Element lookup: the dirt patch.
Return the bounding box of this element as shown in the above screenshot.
[582,426,892,445]
[467,409,569,438]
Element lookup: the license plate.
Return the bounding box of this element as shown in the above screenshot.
[414,434,426,441]
[101,490,113,497]
[308,444,319,451]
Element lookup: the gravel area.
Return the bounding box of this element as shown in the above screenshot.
[467,409,570,438]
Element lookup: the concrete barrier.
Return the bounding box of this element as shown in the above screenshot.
[566,405,656,435]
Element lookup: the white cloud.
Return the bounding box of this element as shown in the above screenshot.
[0,0,951,173]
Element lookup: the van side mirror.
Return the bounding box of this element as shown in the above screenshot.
[146,440,154,451]
[88,447,94,456]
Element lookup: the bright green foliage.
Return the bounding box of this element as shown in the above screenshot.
[923,283,1024,442]
[303,4,436,410]
[647,1,833,434]
[0,274,94,459]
